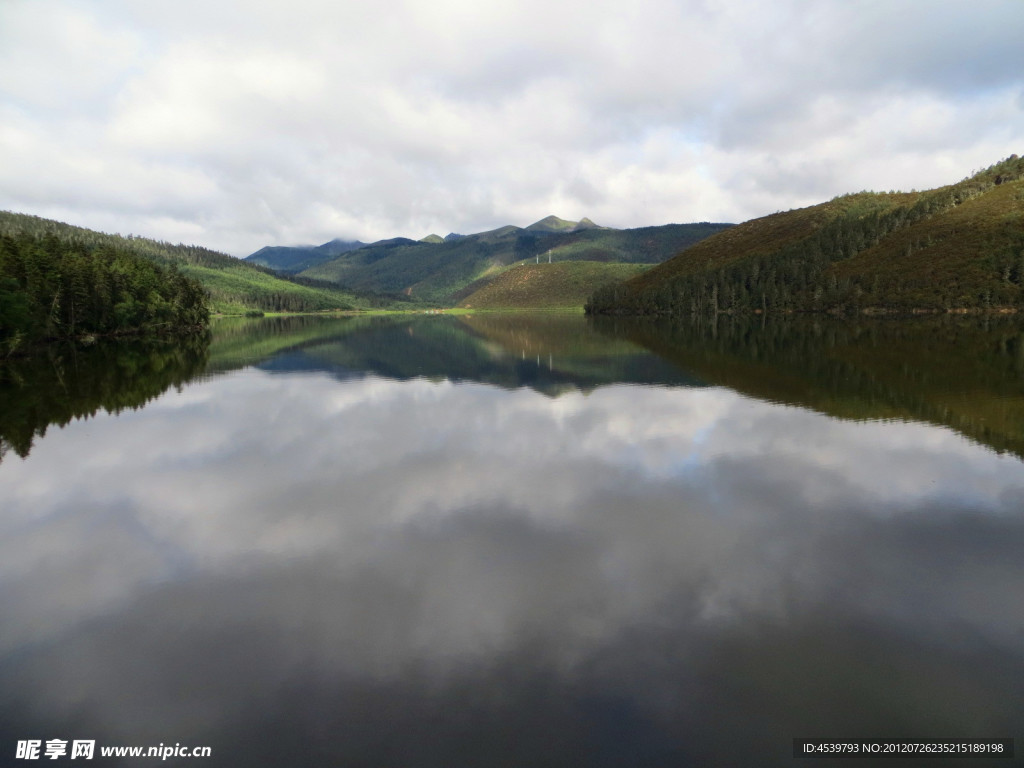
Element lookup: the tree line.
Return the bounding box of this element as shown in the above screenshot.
[0,210,363,315]
[0,231,209,350]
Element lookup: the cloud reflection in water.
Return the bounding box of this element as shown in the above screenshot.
[1,368,1022,766]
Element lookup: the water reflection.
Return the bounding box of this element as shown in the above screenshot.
[209,313,702,393]
[597,313,1024,459]
[210,312,1024,460]
[0,315,1022,766]
[0,335,209,463]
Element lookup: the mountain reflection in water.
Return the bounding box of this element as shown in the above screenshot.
[0,314,1021,766]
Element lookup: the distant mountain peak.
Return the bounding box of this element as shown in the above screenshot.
[315,238,364,256]
[420,234,444,244]
[525,215,605,233]
[525,215,577,233]
[244,237,363,273]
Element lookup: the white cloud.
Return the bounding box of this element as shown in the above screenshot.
[1,0,1022,254]
[0,2,144,110]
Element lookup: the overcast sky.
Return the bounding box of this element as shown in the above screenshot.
[1,0,1022,256]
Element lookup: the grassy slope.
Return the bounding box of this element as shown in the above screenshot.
[0,211,366,314]
[301,222,731,305]
[458,262,648,309]
[181,264,364,314]
[595,155,1024,314]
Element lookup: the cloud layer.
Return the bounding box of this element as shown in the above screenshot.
[2,0,1023,254]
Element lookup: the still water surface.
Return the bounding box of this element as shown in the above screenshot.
[1,314,1022,766]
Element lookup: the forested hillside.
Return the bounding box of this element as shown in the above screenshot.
[587,156,1024,316]
[0,212,367,315]
[0,230,207,348]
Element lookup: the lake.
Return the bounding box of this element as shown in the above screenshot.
[1,314,1022,766]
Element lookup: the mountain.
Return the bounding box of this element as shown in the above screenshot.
[525,215,609,233]
[0,211,370,315]
[526,215,579,233]
[245,237,365,273]
[587,155,1024,316]
[299,219,732,305]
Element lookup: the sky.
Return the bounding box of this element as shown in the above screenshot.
[1,0,1023,256]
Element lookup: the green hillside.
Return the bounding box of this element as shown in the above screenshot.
[177,263,368,314]
[1,229,207,348]
[458,261,648,309]
[0,211,369,314]
[587,155,1024,316]
[300,220,731,305]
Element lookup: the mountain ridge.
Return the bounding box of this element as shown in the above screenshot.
[296,219,732,305]
[245,215,615,273]
[246,238,365,273]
